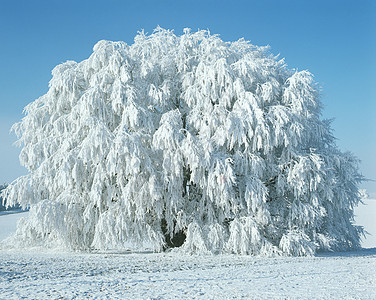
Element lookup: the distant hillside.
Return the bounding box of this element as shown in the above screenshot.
[0,185,22,211]
[0,184,6,210]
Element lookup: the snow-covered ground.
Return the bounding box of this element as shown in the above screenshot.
[0,210,27,241]
[0,202,375,299]
[0,248,375,299]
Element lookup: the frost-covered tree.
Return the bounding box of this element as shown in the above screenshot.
[2,28,364,255]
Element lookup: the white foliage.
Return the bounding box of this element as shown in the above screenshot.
[2,28,364,255]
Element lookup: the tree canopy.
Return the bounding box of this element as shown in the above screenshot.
[2,28,364,255]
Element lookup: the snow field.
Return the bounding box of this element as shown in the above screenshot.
[0,211,27,241]
[0,249,375,299]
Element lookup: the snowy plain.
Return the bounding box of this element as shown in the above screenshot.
[0,199,375,299]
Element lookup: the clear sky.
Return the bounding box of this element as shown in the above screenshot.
[0,0,375,194]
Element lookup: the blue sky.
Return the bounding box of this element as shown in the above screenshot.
[0,0,375,194]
